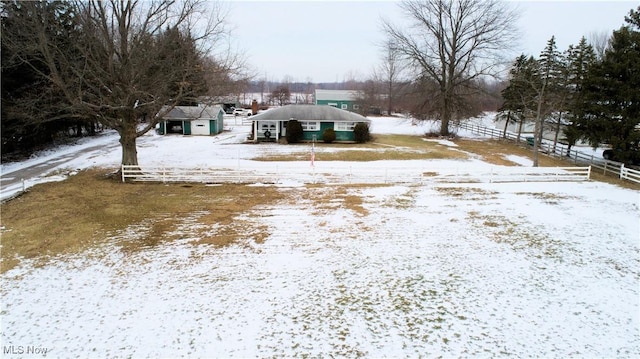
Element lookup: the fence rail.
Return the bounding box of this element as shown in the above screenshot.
[457,121,638,183]
[621,165,640,184]
[122,165,591,185]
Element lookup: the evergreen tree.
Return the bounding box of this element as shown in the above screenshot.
[1,1,87,156]
[579,6,640,163]
[563,37,597,154]
[499,54,537,141]
[531,36,564,166]
[550,48,571,151]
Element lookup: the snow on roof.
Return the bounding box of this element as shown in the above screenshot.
[160,105,223,120]
[251,104,369,123]
[314,89,361,102]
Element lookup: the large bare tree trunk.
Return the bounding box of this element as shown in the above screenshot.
[119,124,139,167]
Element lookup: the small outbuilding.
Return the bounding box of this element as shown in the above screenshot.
[157,105,225,136]
[250,104,370,142]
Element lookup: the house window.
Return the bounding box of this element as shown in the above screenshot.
[328,102,338,108]
[301,121,319,131]
[335,122,356,131]
[261,121,276,131]
[341,104,348,110]
[353,104,360,110]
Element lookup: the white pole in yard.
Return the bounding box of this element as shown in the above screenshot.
[311,135,316,168]
[310,135,316,183]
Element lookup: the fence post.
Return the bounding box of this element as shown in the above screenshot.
[620,164,625,179]
[121,165,125,182]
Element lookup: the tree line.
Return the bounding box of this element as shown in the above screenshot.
[499,7,640,166]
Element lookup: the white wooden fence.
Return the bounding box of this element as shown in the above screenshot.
[122,165,591,185]
[620,165,640,184]
[457,121,639,184]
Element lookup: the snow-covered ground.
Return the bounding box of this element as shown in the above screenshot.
[1,114,639,358]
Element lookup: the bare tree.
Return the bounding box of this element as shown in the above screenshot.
[587,30,611,60]
[268,85,291,106]
[353,80,382,116]
[382,0,519,135]
[377,39,407,115]
[3,0,242,168]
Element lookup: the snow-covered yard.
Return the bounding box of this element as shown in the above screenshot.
[1,115,639,357]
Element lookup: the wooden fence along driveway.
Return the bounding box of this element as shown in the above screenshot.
[121,165,592,185]
[457,122,640,185]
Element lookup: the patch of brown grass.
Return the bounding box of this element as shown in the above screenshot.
[454,139,569,166]
[514,192,580,205]
[297,185,370,216]
[253,134,468,162]
[435,187,499,200]
[0,170,282,272]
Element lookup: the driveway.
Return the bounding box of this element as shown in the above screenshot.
[0,133,120,201]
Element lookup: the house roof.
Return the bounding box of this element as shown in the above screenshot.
[314,89,361,102]
[251,105,369,123]
[160,105,223,120]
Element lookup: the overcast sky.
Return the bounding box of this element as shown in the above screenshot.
[225,0,637,83]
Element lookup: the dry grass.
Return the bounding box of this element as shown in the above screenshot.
[298,185,370,217]
[0,169,282,273]
[253,134,468,162]
[454,139,567,166]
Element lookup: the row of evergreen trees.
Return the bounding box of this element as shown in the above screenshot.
[500,6,640,164]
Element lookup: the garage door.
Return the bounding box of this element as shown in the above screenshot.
[190,120,210,135]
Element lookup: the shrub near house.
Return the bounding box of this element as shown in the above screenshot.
[323,128,336,143]
[354,122,371,143]
[286,120,304,143]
